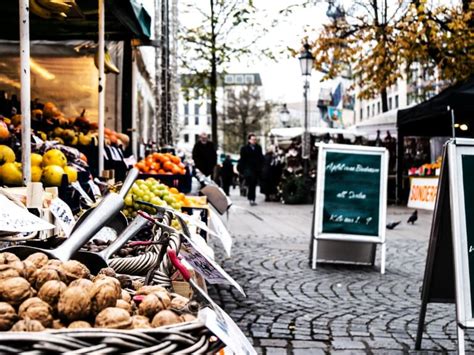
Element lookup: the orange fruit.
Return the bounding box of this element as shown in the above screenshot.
[169,187,179,194]
[170,155,180,164]
[158,169,166,174]
[163,161,174,171]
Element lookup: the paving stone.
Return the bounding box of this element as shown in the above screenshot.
[291,340,327,349]
[259,339,288,347]
[264,347,287,355]
[331,338,366,350]
[292,349,326,355]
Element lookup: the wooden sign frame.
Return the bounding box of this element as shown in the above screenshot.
[311,144,388,274]
[416,138,474,354]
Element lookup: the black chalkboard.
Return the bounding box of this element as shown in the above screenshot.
[322,152,381,237]
[462,155,474,316]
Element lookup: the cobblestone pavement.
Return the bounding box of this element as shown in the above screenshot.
[207,189,474,354]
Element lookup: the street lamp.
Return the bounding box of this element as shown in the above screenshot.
[298,42,315,173]
[279,103,290,127]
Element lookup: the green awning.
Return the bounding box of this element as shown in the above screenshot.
[0,0,151,40]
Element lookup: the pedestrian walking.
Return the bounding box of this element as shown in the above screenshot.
[261,146,283,202]
[192,132,217,177]
[238,133,264,206]
[221,155,234,196]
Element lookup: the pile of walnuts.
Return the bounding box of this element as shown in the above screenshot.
[0,252,196,331]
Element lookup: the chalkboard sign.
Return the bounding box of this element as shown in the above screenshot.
[311,144,388,273]
[322,152,381,236]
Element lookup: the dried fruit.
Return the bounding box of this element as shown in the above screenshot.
[0,277,34,306]
[58,286,91,321]
[38,280,67,310]
[11,319,45,332]
[136,285,167,296]
[34,267,62,290]
[151,309,182,328]
[25,253,49,268]
[58,260,90,284]
[68,320,92,329]
[138,292,171,319]
[115,299,132,314]
[95,307,132,329]
[18,297,53,328]
[131,315,151,329]
[0,302,17,330]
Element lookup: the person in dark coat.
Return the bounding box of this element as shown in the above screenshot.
[192,132,217,177]
[238,133,264,206]
[221,155,234,196]
[261,146,282,202]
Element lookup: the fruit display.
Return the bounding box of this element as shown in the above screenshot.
[123,178,192,219]
[408,156,442,176]
[135,153,186,175]
[29,0,72,20]
[0,252,196,331]
[0,145,78,186]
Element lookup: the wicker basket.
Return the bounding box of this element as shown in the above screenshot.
[0,321,223,354]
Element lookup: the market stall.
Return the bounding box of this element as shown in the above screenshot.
[396,75,474,203]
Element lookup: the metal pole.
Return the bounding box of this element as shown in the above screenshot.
[303,77,309,175]
[449,107,456,139]
[19,0,31,185]
[98,0,105,175]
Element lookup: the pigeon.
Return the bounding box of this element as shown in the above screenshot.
[407,210,418,224]
[386,221,401,230]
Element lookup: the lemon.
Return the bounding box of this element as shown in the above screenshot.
[1,162,22,186]
[31,153,43,167]
[42,149,67,168]
[31,165,42,182]
[42,165,65,186]
[64,166,78,183]
[0,145,15,165]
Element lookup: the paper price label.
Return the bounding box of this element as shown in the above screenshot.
[50,197,75,237]
[199,306,256,355]
[180,234,245,296]
[209,209,233,257]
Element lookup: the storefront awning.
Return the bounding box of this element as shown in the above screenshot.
[0,0,151,40]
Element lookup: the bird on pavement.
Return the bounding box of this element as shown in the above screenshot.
[386,221,401,230]
[407,210,418,224]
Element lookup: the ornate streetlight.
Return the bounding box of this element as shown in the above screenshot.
[279,103,290,127]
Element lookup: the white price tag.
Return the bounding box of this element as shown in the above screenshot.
[50,197,75,237]
[209,209,233,257]
[199,306,256,355]
[0,195,55,233]
[124,155,137,167]
[180,234,245,296]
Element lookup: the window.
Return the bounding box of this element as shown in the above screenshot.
[195,134,199,143]
[388,97,393,110]
[360,108,363,120]
[395,95,399,109]
[184,102,189,115]
[184,134,189,143]
[195,115,199,125]
[194,103,200,115]
[184,116,189,125]
[207,115,211,125]
[207,102,211,114]
[377,102,381,114]
[367,106,370,117]
[372,104,375,116]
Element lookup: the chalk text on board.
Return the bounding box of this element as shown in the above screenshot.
[336,190,367,200]
[326,162,380,174]
[329,214,373,225]
[469,245,474,253]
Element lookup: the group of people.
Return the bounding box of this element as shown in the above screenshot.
[192,132,281,206]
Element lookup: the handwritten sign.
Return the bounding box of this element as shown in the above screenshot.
[199,306,256,355]
[408,177,438,210]
[322,151,382,237]
[0,194,55,233]
[50,197,75,237]
[180,234,245,296]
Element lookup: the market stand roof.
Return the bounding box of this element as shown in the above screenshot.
[0,0,151,40]
[397,76,474,137]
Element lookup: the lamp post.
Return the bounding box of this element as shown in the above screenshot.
[298,42,315,175]
[279,103,290,128]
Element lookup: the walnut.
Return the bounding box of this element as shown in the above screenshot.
[68,320,92,329]
[151,310,182,328]
[69,278,93,291]
[58,260,90,284]
[0,302,18,330]
[136,285,167,296]
[33,267,62,290]
[38,280,67,310]
[52,319,65,329]
[138,292,171,319]
[115,299,132,314]
[46,260,62,268]
[10,319,45,332]
[0,277,34,306]
[95,307,132,329]
[90,278,121,315]
[97,267,116,278]
[180,313,197,323]
[169,294,189,310]
[18,297,53,328]
[22,260,37,283]
[131,315,151,329]
[0,252,20,264]
[58,286,91,321]
[92,276,121,296]
[121,290,131,303]
[25,253,49,268]
[0,264,22,280]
